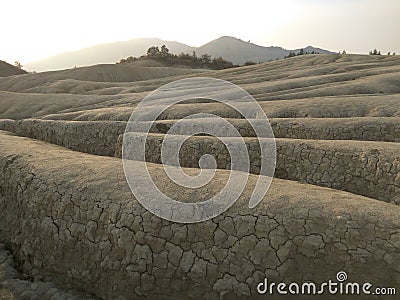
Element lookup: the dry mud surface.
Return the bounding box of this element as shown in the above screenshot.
[0,54,400,299]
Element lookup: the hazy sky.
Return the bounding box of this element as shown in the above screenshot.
[2,0,399,64]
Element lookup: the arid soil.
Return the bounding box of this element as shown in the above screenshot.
[0,54,399,299]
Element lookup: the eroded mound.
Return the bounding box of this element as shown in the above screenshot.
[0,54,399,299]
[1,132,399,299]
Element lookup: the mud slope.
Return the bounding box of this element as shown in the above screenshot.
[1,132,399,299]
[0,54,399,299]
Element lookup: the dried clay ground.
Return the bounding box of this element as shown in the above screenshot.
[0,54,400,299]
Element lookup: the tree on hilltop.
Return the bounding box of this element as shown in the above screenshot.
[369,48,381,55]
[117,46,236,70]
[160,45,170,58]
[200,54,211,63]
[14,61,23,69]
[147,46,160,57]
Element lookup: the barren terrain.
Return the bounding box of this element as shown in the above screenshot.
[0,54,400,299]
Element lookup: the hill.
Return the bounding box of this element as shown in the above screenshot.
[196,36,333,64]
[24,36,333,72]
[24,38,194,72]
[0,60,28,77]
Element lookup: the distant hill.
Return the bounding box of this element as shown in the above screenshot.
[25,38,194,72]
[196,36,333,65]
[0,60,28,77]
[24,36,333,72]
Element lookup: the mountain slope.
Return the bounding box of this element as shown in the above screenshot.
[0,60,28,77]
[24,36,333,72]
[196,36,333,64]
[25,38,194,72]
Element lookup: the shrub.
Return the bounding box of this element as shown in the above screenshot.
[369,49,381,55]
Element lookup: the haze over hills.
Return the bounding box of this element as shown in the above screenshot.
[24,36,333,72]
[24,38,194,72]
[196,36,333,65]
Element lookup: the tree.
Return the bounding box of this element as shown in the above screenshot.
[388,51,391,55]
[14,61,23,69]
[244,61,256,66]
[342,50,346,54]
[298,48,304,55]
[160,45,170,58]
[212,56,233,69]
[147,46,160,57]
[200,54,211,63]
[284,51,296,58]
[369,48,381,55]
[178,52,191,59]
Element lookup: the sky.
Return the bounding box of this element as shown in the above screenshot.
[1,0,399,65]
